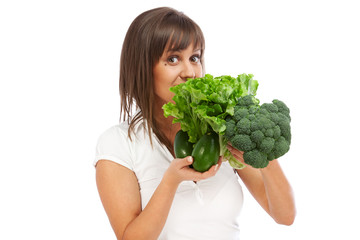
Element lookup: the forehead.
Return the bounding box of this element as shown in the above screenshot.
[164,42,200,54]
[165,29,203,53]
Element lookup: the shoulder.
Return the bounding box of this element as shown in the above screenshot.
[97,119,146,143]
[98,122,130,142]
[94,122,137,169]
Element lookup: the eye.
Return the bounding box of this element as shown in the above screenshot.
[167,56,179,64]
[190,54,201,63]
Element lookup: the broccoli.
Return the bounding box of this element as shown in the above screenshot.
[225,95,291,168]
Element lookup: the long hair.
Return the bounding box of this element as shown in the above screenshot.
[119,7,205,152]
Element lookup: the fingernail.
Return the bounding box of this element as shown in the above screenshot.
[214,164,219,171]
[187,156,193,163]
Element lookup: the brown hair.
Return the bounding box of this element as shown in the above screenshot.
[119,7,205,152]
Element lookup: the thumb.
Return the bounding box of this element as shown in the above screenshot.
[178,156,193,168]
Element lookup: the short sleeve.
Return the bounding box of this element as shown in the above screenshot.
[93,125,134,171]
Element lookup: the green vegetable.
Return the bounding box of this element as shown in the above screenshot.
[163,74,258,170]
[225,95,291,168]
[191,131,220,172]
[174,130,194,158]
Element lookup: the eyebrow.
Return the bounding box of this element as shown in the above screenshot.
[166,48,201,53]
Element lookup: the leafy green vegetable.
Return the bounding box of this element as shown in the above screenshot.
[163,73,259,169]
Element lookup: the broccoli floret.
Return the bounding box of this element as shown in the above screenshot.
[238,94,256,106]
[244,150,269,168]
[272,136,290,159]
[248,114,256,121]
[273,99,290,118]
[269,112,280,124]
[250,130,264,145]
[277,113,291,142]
[261,103,278,113]
[230,134,256,152]
[273,125,281,139]
[233,107,248,122]
[258,116,273,130]
[248,105,259,114]
[265,128,274,137]
[225,96,292,168]
[259,108,269,115]
[236,118,251,134]
[250,119,261,131]
[259,137,275,154]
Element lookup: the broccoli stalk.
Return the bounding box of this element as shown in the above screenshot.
[225,95,291,168]
[219,134,246,169]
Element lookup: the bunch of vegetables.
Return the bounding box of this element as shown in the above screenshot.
[163,74,291,171]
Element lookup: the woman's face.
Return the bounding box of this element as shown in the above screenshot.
[153,43,203,104]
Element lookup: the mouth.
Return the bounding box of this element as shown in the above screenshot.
[172,78,187,86]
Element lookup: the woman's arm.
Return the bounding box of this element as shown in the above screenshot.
[227,145,296,225]
[96,157,220,240]
[96,160,141,239]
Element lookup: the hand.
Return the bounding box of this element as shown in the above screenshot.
[163,156,222,187]
[226,144,247,166]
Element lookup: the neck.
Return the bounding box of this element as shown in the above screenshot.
[153,100,181,144]
[156,112,181,136]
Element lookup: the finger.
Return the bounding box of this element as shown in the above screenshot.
[232,150,243,159]
[217,156,223,167]
[219,160,223,168]
[196,162,220,180]
[226,144,234,152]
[227,145,244,157]
[227,144,244,154]
[232,152,245,163]
[227,148,245,163]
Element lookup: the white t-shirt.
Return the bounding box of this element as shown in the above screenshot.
[94,120,244,240]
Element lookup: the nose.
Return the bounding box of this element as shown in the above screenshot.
[180,61,196,80]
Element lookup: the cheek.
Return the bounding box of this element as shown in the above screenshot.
[164,86,175,103]
[169,91,176,102]
[153,67,167,96]
[154,77,174,103]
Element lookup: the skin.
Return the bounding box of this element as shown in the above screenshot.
[227,144,296,225]
[96,43,296,240]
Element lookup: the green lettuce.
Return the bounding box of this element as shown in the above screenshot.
[163,73,259,169]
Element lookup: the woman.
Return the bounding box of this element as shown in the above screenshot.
[94,7,296,240]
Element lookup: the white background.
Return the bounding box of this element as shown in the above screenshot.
[1,0,359,239]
